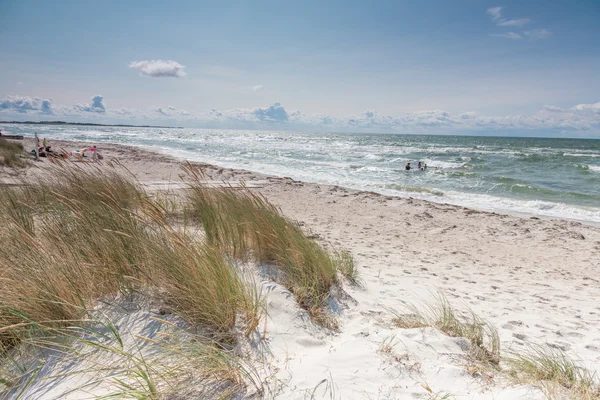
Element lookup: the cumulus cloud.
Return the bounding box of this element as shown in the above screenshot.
[571,102,600,113]
[0,95,54,114]
[460,111,479,119]
[253,102,288,121]
[129,60,186,78]
[156,107,171,117]
[75,95,106,113]
[41,100,53,114]
[252,84,264,91]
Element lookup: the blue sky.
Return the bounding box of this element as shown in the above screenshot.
[1,0,599,136]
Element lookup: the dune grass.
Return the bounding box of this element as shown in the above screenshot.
[0,161,358,395]
[0,139,26,168]
[334,249,360,286]
[0,164,262,355]
[392,295,600,399]
[507,345,600,399]
[185,164,348,327]
[0,313,261,399]
[391,293,500,366]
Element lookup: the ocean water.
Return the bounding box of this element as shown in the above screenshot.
[6,124,600,224]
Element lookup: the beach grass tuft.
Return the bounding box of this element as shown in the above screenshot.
[334,249,360,286]
[184,164,342,327]
[507,345,600,399]
[391,293,500,366]
[0,139,26,168]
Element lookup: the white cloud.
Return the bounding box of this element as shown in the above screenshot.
[252,84,264,91]
[524,29,552,40]
[460,111,479,119]
[497,18,531,27]
[156,107,171,117]
[487,6,551,40]
[74,95,106,113]
[543,105,563,113]
[0,95,54,114]
[487,6,530,26]
[129,60,186,78]
[490,32,523,39]
[486,7,503,22]
[571,102,600,113]
[253,102,288,121]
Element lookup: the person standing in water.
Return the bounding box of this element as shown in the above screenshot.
[405,162,411,171]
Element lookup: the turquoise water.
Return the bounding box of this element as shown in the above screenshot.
[5,124,600,223]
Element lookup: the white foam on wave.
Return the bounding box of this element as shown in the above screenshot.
[381,187,600,225]
[564,152,600,158]
[589,165,600,173]
[421,159,465,169]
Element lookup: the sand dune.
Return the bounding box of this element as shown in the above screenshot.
[6,139,600,399]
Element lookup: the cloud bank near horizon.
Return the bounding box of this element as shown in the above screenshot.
[1,94,599,136]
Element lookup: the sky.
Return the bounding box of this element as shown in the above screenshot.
[1,0,599,137]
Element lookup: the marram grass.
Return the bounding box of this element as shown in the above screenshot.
[0,163,262,351]
[184,164,353,327]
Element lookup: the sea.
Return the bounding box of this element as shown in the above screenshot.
[5,124,600,224]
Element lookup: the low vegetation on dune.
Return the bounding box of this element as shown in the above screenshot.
[507,345,600,400]
[0,162,356,397]
[0,164,264,397]
[391,294,600,399]
[391,293,500,366]
[0,139,26,168]
[185,164,354,327]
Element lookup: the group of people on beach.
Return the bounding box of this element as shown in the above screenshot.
[29,137,103,160]
[405,161,428,171]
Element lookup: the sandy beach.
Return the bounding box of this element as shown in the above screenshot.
[4,138,600,399]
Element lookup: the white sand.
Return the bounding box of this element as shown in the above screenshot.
[6,139,600,399]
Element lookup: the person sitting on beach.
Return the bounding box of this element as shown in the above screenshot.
[405,162,411,171]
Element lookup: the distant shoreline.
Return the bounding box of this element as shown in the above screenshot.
[0,121,183,129]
